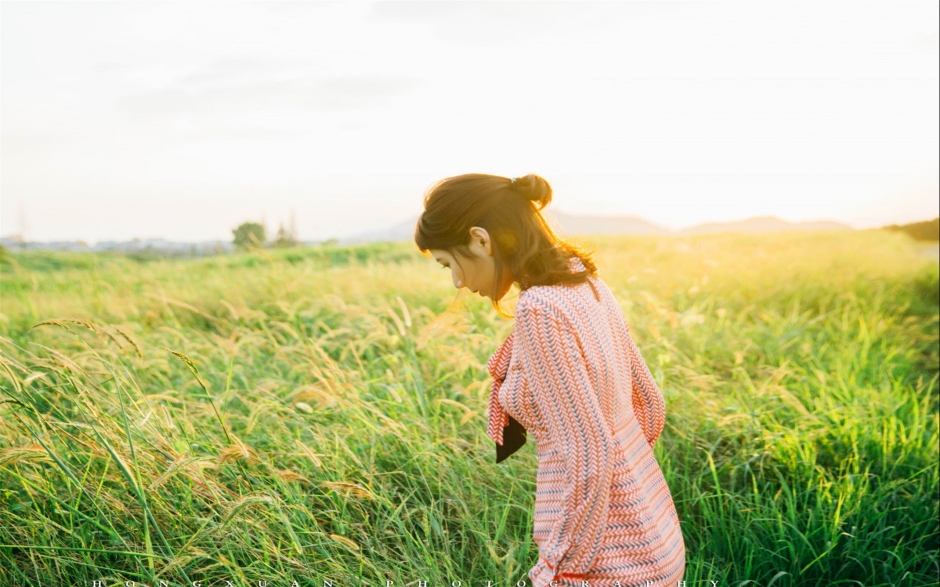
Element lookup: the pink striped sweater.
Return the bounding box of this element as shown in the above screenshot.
[486,257,686,587]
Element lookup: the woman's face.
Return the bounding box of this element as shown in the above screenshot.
[430,227,514,302]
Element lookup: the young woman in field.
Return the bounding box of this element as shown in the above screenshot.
[414,173,686,587]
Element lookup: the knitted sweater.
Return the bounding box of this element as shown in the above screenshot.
[486,257,686,587]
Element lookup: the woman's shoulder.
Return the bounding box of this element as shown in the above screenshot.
[515,256,610,317]
[516,283,579,323]
[517,274,614,324]
[517,280,564,307]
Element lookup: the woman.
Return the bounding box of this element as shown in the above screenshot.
[414,173,686,587]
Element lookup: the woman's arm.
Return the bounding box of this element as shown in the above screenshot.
[624,322,666,448]
[515,295,613,586]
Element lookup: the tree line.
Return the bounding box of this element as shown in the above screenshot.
[882,217,939,242]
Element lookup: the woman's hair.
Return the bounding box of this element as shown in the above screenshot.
[414,173,598,317]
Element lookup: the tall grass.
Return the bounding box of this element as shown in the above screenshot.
[0,230,937,586]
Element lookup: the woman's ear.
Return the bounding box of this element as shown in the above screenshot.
[468,226,493,257]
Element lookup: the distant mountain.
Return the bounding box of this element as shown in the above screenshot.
[547,210,671,236]
[676,216,853,235]
[0,213,858,253]
[551,212,851,237]
[337,210,671,245]
[337,211,851,244]
[337,215,420,245]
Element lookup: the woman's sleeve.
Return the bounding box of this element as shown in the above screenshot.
[515,297,614,587]
[624,322,666,448]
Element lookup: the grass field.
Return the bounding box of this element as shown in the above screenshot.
[1,230,937,587]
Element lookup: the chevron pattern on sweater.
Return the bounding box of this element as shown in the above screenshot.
[486,256,685,587]
[485,331,514,447]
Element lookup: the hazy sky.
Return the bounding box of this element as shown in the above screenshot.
[2,1,938,243]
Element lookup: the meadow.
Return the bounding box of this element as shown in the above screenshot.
[0,230,937,587]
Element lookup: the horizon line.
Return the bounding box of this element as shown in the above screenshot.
[2,213,938,247]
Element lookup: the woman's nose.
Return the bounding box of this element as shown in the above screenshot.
[453,275,462,289]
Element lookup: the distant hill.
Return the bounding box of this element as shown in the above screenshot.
[551,212,851,236]
[337,210,670,245]
[676,216,852,235]
[882,217,939,241]
[339,211,852,244]
[547,210,671,236]
[0,212,863,253]
[338,215,421,245]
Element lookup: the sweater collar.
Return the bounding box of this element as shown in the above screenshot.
[568,256,586,273]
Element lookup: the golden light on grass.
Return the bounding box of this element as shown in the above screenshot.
[322,481,376,500]
[329,534,360,551]
[0,231,936,584]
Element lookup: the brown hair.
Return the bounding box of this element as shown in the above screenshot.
[414,173,599,318]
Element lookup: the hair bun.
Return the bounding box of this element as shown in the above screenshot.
[510,173,552,210]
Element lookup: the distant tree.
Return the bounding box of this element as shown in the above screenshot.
[274,220,298,248]
[232,222,267,249]
[884,217,939,242]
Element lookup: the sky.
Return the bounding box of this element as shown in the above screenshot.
[1,1,938,244]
